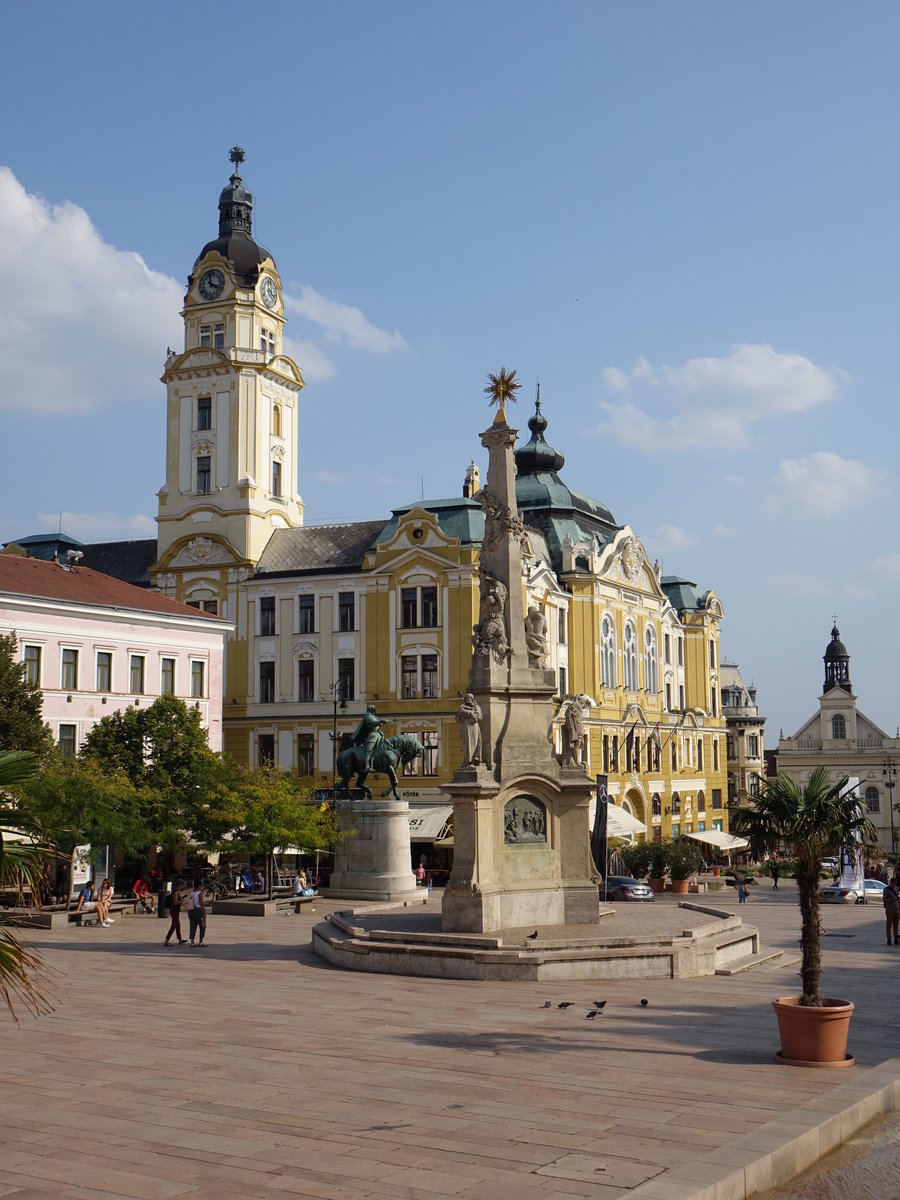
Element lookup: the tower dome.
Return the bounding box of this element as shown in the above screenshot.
[823,623,852,693]
[191,147,273,285]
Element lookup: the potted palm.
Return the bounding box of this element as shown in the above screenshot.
[731,767,875,1067]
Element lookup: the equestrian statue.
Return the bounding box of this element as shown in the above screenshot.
[336,705,424,800]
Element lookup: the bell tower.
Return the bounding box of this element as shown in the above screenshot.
[155,147,304,587]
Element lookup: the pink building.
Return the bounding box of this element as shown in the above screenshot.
[0,554,230,754]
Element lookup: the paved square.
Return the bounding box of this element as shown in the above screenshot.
[0,885,897,1199]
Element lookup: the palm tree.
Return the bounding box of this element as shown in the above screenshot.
[0,750,55,1020]
[731,767,876,1007]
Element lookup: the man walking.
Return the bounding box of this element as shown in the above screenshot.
[771,861,780,890]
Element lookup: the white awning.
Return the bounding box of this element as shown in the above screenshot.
[588,798,646,837]
[408,805,453,841]
[686,830,748,851]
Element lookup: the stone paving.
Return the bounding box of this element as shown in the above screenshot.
[0,881,897,1200]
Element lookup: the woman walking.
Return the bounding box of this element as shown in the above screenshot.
[188,879,207,946]
[164,880,187,946]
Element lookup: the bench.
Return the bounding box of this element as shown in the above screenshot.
[291,893,319,913]
[69,898,137,927]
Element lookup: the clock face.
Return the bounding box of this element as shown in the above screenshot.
[260,276,278,309]
[198,269,225,300]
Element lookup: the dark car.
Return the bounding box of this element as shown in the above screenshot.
[600,876,655,902]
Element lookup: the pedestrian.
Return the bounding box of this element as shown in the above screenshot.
[164,880,187,946]
[188,878,207,946]
[883,877,900,946]
[771,862,780,890]
[737,879,749,904]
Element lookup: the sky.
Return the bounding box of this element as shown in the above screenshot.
[1,1,898,740]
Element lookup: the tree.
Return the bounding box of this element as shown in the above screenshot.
[731,768,876,1006]
[81,694,223,849]
[0,750,54,1020]
[0,634,53,759]
[198,762,336,899]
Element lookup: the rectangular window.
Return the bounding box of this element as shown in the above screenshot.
[401,588,417,628]
[713,739,719,771]
[679,684,685,710]
[422,731,438,776]
[191,661,205,699]
[422,587,438,628]
[602,735,610,774]
[611,735,618,772]
[271,459,282,498]
[260,596,275,636]
[712,788,722,809]
[665,682,672,710]
[557,606,567,645]
[259,661,275,703]
[401,655,418,699]
[199,325,210,348]
[23,644,41,686]
[96,651,112,693]
[58,724,77,760]
[260,328,276,356]
[698,738,704,770]
[748,774,760,798]
[213,323,225,350]
[298,659,314,702]
[671,823,680,838]
[338,592,355,632]
[130,655,145,694]
[664,634,671,664]
[697,792,706,813]
[161,657,175,695]
[187,599,218,614]
[747,734,759,758]
[258,734,274,767]
[197,396,212,431]
[197,455,211,495]
[297,733,314,776]
[61,648,78,691]
[338,658,355,702]
[298,594,315,634]
[671,740,677,770]
[558,667,567,698]
[422,655,438,699]
[677,640,684,667]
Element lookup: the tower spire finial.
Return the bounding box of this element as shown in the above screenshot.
[229,145,245,174]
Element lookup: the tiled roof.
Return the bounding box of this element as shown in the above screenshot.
[82,539,158,586]
[255,522,388,576]
[0,555,223,622]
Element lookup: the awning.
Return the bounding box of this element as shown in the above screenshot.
[686,830,748,851]
[408,805,453,841]
[588,798,646,837]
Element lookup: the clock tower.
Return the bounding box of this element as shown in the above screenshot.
[154,148,304,622]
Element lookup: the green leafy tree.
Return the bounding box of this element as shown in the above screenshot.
[0,750,54,1020]
[731,769,876,1006]
[199,762,336,899]
[81,694,222,849]
[0,634,53,758]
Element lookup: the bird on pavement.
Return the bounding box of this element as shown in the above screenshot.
[592,1000,607,1009]
[585,1010,600,1019]
[540,1001,552,1008]
[640,999,649,1007]
[525,930,538,940]
[558,1001,576,1009]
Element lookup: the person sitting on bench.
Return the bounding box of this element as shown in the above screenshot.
[132,877,155,913]
[74,879,97,918]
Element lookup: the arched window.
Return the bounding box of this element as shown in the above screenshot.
[671,792,681,816]
[652,792,661,817]
[600,615,616,687]
[644,625,658,694]
[865,786,880,813]
[623,621,638,691]
[831,714,846,739]
[697,789,706,813]
[272,404,282,437]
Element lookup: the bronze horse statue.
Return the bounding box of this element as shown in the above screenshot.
[336,733,424,800]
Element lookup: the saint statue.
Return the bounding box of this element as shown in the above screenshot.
[562,694,589,767]
[456,692,484,767]
[525,603,550,668]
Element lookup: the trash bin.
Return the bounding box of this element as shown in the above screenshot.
[157,886,171,918]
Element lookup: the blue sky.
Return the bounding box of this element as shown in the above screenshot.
[1,1,898,739]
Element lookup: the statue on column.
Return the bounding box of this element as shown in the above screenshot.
[562,694,590,767]
[472,571,509,664]
[456,692,484,767]
[525,603,550,669]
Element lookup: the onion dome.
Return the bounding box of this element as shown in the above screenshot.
[191,147,273,286]
[823,623,852,693]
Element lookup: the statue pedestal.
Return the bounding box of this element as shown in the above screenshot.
[323,795,418,902]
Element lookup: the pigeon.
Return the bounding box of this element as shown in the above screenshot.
[585,1009,600,1019]
[540,1001,552,1008]
[558,1001,576,1009]
[526,930,538,940]
[592,1000,607,1010]
[640,999,649,1007]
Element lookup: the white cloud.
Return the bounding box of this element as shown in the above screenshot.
[648,524,696,552]
[36,510,156,541]
[770,572,873,603]
[315,469,345,486]
[283,334,335,382]
[712,523,737,538]
[284,285,408,355]
[0,167,184,414]
[765,452,887,518]
[597,343,843,452]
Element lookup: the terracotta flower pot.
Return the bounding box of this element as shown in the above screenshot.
[772,996,855,1068]
[712,867,721,877]
[670,879,689,894]
[649,877,666,893]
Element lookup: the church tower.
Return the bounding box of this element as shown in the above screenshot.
[155,148,304,605]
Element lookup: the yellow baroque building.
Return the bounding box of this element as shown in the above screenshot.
[143,152,730,845]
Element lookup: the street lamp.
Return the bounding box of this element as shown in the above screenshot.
[330,678,348,797]
[882,759,897,857]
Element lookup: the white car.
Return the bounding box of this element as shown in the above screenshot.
[820,878,887,904]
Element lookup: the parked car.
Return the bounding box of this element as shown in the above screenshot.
[600,876,655,902]
[820,878,887,904]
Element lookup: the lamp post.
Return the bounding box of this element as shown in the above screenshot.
[331,678,348,798]
[882,759,897,858]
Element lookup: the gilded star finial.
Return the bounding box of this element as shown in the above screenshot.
[484,367,521,422]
